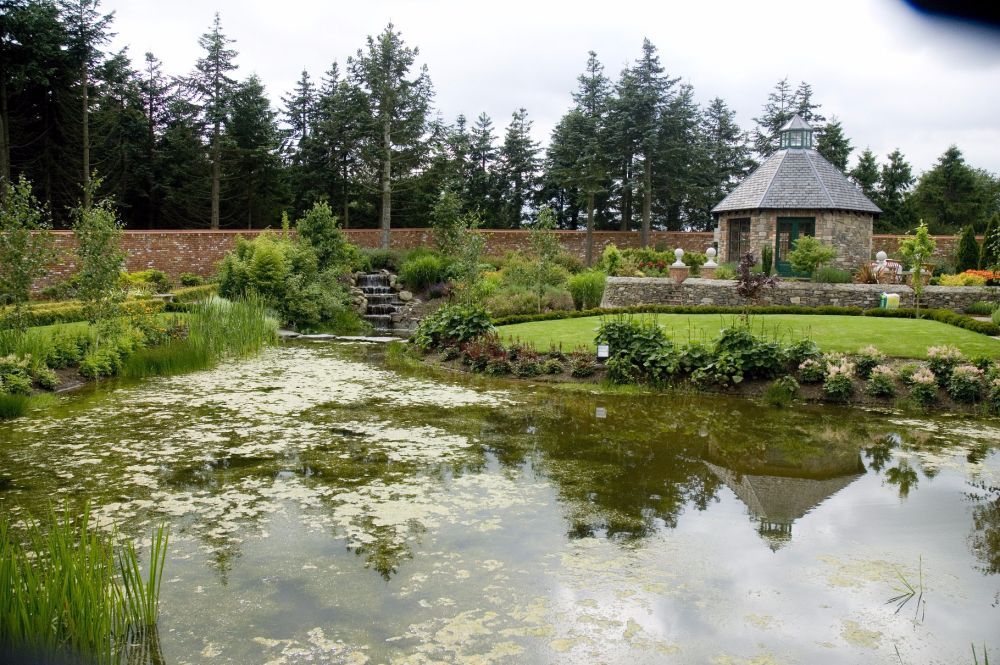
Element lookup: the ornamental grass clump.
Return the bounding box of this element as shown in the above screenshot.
[866,365,897,397]
[798,358,826,383]
[926,345,964,386]
[946,364,985,403]
[908,367,938,406]
[823,358,855,402]
[854,345,886,379]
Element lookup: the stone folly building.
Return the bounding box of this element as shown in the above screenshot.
[712,115,881,276]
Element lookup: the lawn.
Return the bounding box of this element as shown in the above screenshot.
[499,314,1000,359]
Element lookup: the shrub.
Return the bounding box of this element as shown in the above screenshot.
[965,301,998,316]
[813,266,852,283]
[552,252,585,274]
[787,236,837,275]
[511,357,543,377]
[763,375,799,407]
[897,362,921,385]
[988,378,1000,415]
[0,354,33,395]
[698,326,786,385]
[569,350,597,378]
[542,358,564,375]
[926,345,964,385]
[823,358,855,402]
[788,339,821,366]
[854,345,886,379]
[31,366,60,390]
[946,364,984,403]
[761,245,774,276]
[179,272,205,287]
[399,254,450,292]
[362,248,399,272]
[908,367,938,406]
[567,271,606,310]
[798,358,826,383]
[683,251,708,276]
[413,304,493,352]
[939,272,986,286]
[994,308,1000,326]
[596,316,677,385]
[123,269,172,293]
[714,263,736,280]
[956,225,981,273]
[484,357,512,375]
[296,201,353,270]
[47,330,92,369]
[866,365,896,397]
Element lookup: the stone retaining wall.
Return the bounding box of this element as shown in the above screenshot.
[601,277,1000,312]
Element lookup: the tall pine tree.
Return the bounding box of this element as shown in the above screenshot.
[815,117,852,171]
[498,108,540,228]
[187,13,237,229]
[849,148,880,204]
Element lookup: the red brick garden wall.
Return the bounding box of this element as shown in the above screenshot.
[39,228,969,288]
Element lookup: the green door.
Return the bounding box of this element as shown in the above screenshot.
[775,217,816,277]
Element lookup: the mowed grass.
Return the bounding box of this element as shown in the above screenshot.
[499,314,1000,359]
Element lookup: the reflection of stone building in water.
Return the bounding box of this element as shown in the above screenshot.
[706,444,865,551]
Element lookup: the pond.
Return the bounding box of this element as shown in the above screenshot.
[1,342,998,664]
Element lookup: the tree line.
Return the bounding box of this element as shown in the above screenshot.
[2,0,997,242]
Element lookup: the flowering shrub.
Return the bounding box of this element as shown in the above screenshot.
[788,339,822,366]
[946,364,984,403]
[866,364,897,397]
[854,345,886,379]
[908,367,938,406]
[926,345,964,385]
[988,378,1000,415]
[798,358,826,383]
[962,269,1000,285]
[939,273,987,286]
[823,358,855,402]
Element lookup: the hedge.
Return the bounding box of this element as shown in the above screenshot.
[493,305,1000,337]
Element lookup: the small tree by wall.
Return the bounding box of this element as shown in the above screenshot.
[0,176,55,334]
[787,236,837,277]
[898,221,936,316]
[73,185,126,341]
[955,225,980,273]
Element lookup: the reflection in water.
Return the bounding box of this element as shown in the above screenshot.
[0,342,998,664]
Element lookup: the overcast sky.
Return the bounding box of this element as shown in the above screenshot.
[102,0,1000,175]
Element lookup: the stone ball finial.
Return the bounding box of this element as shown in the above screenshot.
[673,247,686,267]
[705,247,718,267]
[875,250,887,264]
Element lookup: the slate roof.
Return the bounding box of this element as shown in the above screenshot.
[780,115,813,131]
[712,148,882,215]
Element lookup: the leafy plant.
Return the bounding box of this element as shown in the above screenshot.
[761,245,774,276]
[823,358,855,402]
[413,304,493,351]
[854,345,886,379]
[909,367,938,406]
[399,254,450,292]
[787,235,837,276]
[763,375,798,407]
[179,272,205,287]
[898,221,937,314]
[798,358,826,383]
[72,188,127,341]
[0,176,56,334]
[867,365,897,397]
[946,364,984,403]
[926,345,964,386]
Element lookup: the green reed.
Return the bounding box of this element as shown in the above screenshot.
[0,505,168,664]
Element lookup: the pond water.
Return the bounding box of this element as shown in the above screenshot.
[1,342,999,664]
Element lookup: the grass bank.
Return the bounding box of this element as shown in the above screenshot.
[500,314,1000,359]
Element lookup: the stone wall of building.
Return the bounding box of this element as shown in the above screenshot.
[601,277,1000,312]
[715,208,873,270]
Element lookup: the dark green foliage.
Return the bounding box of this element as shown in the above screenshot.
[413,304,493,351]
[866,367,897,397]
[124,269,172,293]
[761,245,773,276]
[693,327,787,385]
[296,201,353,270]
[823,372,854,403]
[787,339,822,366]
[945,365,984,403]
[568,350,597,377]
[912,146,997,234]
[815,117,852,171]
[854,347,886,379]
[850,149,881,203]
[596,316,677,385]
[956,226,981,272]
[0,394,30,420]
[982,214,1000,269]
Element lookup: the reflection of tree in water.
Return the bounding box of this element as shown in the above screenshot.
[969,478,1000,576]
[864,434,897,472]
[884,459,920,498]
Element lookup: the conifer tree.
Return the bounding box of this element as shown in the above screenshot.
[879,149,916,232]
[349,23,432,248]
[955,225,980,272]
[468,112,500,225]
[282,69,316,150]
[499,108,540,228]
[849,148,880,203]
[701,97,755,210]
[981,213,1000,269]
[188,13,238,229]
[815,117,852,171]
[58,0,113,208]
[912,145,989,233]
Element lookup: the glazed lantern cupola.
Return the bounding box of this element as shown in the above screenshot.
[779,114,814,149]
